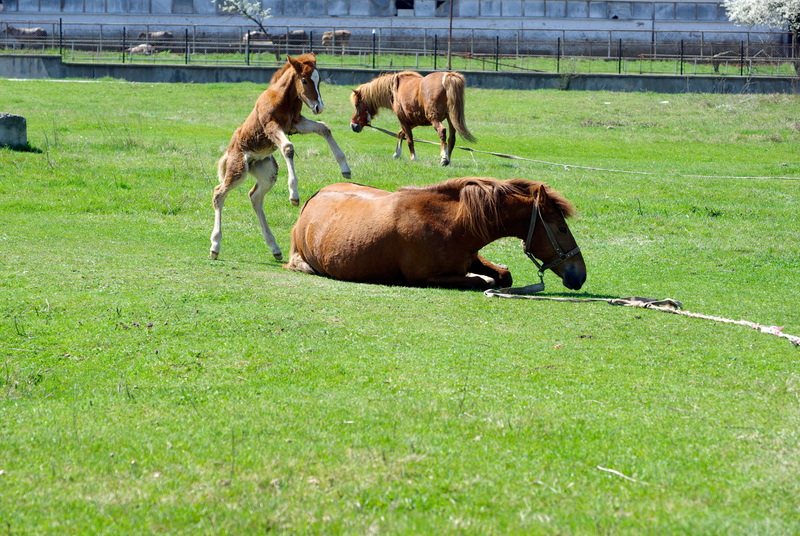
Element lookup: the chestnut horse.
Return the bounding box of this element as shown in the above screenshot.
[349,71,475,166]
[284,177,586,290]
[210,53,351,261]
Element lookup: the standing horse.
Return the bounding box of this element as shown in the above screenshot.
[210,53,351,261]
[349,71,475,166]
[284,177,586,290]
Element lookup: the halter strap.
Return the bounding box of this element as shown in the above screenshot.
[523,197,582,281]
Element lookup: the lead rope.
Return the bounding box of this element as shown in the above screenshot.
[484,286,800,347]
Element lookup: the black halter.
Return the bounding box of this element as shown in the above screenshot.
[523,197,582,283]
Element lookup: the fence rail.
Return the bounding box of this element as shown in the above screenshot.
[1,21,797,77]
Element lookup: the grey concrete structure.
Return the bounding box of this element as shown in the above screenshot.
[2,54,797,94]
[0,112,28,148]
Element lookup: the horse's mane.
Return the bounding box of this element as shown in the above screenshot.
[350,71,423,113]
[270,53,316,85]
[410,177,575,241]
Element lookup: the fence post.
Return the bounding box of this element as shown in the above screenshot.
[372,29,376,69]
[185,28,189,65]
[309,31,313,54]
[495,35,499,71]
[618,39,622,74]
[557,36,561,73]
[680,39,684,75]
[434,34,438,70]
[122,27,126,64]
[59,18,63,57]
[245,31,250,65]
[740,41,744,76]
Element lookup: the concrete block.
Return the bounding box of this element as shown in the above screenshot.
[40,0,59,11]
[608,1,631,19]
[17,0,38,11]
[195,0,218,14]
[675,3,696,20]
[0,113,27,149]
[545,0,566,17]
[62,0,83,13]
[303,0,325,15]
[262,0,284,15]
[566,1,586,17]
[480,0,500,15]
[459,0,480,16]
[151,0,172,13]
[415,0,436,16]
[696,3,717,20]
[589,2,607,18]
[328,0,349,15]
[84,0,105,12]
[654,2,674,19]
[502,0,522,16]
[524,0,544,16]
[631,2,651,18]
[129,0,151,13]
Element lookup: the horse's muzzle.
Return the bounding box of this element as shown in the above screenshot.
[310,102,323,115]
[561,264,587,290]
[350,122,363,133]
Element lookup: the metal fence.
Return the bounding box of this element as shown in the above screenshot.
[1,21,797,77]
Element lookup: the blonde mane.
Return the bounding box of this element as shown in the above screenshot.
[413,177,575,241]
[350,71,423,115]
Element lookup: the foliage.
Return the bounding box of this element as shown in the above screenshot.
[1,79,799,534]
[215,0,272,35]
[723,0,800,32]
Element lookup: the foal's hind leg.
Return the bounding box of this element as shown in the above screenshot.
[248,155,284,261]
[400,124,417,162]
[446,118,457,164]
[210,150,248,260]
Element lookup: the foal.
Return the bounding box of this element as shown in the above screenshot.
[210,53,351,261]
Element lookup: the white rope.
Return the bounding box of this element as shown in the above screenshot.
[484,288,800,347]
[367,125,800,181]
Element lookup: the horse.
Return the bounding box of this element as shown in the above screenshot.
[349,70,476,166]
[1,26,47,47]
[138,30,173,41]
[126,44,157,55]
[321,30,351,55]
[284,177,586,291]
[210,53,351,261]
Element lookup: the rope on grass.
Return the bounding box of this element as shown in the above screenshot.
[483,289,800,347]
[367,125,800,181]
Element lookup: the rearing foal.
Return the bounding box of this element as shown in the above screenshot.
[210,53,351,261]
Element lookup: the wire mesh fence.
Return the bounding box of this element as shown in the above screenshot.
[1,21,797,77]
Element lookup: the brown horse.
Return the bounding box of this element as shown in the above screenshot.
[210,53,351,261]
[349,71,475,166]
[284,177,586,290]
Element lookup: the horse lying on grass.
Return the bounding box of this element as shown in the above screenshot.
[284,177,586,290]
[349,71,475,166]
[210,53,351,261]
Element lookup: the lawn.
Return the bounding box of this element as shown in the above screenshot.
[1,78,799,534]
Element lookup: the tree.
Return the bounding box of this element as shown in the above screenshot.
[217,0,272,36]
[723,0,800,71]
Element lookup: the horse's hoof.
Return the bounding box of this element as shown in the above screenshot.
[342,171,351,179]
[440,160,450,167]
[210,250,219,260]
[290,198,300,207]
[273,252,283,261]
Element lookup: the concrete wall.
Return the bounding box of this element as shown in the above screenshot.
[2,54,797,94]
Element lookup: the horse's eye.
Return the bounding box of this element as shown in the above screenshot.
[558,226,568,234]
[302,79,308,85]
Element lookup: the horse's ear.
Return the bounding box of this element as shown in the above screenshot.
[534,183,549,205]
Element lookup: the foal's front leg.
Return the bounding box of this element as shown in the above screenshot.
[400,124,416,162]
[294,116,351,179]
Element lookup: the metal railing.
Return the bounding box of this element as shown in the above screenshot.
[1,21,796,77]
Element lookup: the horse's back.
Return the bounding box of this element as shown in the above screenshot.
[290,183,410,282]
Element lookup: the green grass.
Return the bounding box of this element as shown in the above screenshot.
[1,78,800,534]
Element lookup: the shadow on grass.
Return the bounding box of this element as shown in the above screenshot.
[1,143,43,153]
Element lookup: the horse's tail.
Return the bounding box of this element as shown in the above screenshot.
[216,151,229,184]
[442,72,476,143]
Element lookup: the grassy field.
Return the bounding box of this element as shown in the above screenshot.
[1,77,799,534]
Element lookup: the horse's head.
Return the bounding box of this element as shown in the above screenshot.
[349,89,371,133]
[287,54,324,115]
[525,184,587,290]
